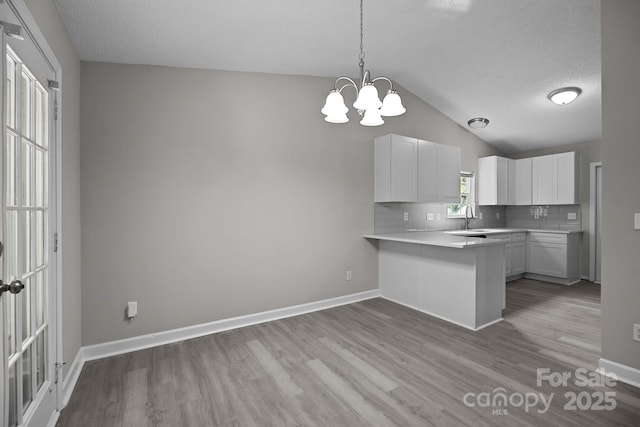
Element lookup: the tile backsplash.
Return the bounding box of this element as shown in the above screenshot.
[373,203,506,234]
[373,203,582,234]
[505,205,582,230]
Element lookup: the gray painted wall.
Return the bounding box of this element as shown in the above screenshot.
[24,0,82,381]
[509,139,601,278]
[80,62,500,345]
[601,0,640,371]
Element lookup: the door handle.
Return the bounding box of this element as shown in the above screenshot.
[0,279,24,297]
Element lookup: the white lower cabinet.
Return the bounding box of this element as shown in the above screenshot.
[510,241,527,275]
[493,232,527,280]
[527,232,580,284]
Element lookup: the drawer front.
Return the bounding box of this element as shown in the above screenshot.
[511,232,527,242]
[490,233,512,242]
[528,232,567,244]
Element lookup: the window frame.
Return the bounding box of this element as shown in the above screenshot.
[447,171,475,219]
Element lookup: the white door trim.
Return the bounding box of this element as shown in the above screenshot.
[589,162,602,282]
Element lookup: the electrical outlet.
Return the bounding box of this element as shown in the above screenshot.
[568,212,577,220]
[426,213,434,221]
[127,301,138,318]
[479,212,483,220]
[403,212,409,221]
[436,212,441,221]
[635,213,640,230]
[346,270,352,281]
[634,324,640,342]
[496,212,500,219]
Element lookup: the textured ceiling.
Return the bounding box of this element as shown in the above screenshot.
[53,0,601,154]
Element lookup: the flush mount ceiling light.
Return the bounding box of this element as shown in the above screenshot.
[548,87,582,105]
[467,117,489,129]
[321,0,406,126]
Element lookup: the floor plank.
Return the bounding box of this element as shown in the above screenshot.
[57,279,640,426]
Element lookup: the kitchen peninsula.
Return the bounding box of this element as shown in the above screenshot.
[365,231,506,331]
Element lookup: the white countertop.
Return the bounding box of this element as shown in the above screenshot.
[444,227,583,236]
[364,228,583,249]
[364,231,506,249]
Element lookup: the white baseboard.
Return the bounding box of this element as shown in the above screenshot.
[81,289,380,362]
[598,358,640,389]
[63,349,86,406]
[380,296,503,331]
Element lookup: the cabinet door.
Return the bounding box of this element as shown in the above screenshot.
[374,134,418,202]
[554,152,579,204]
[437,144,461,202]
[505,242,512,275]
[515,158,532,205]
[528,241,567,277]
[511,241,526,275]
[532,155,554,204]
[477,156,497,205]
[391,136,418,202]
[477,156,511,205]
[417,140,438,201]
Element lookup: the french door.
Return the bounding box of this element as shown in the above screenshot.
[1,1,60,426]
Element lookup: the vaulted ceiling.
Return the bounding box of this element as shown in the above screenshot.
[53,0,601,154]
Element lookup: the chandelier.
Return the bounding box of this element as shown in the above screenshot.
[321,0,406,126]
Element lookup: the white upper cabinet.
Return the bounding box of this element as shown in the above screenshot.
[419,140,461,203]
[532,152,580,205]
[477,151,579,206]
[554,152,580,204]
[375,134,418,202]
[515,158,532,205]
[477,156,514,205]
[374,134,460,203]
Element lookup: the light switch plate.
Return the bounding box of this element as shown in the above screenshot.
[634,324,640,342]
[426,213,434,221]
[635,213,640,230]
[403,212,409,221]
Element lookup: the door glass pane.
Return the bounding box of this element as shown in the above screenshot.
[7,133,17,206]
[36,210,44,267]
[36,270,45,327]
[22,344,33,410]
[9,362,18,427]
[22,211,32,275]
[35,87,43,143]
[35,148,43,206]
[7,210,19,356]
[21,142,32,206]
[6,53,16,128]
[21,71,32,139]
[36,330,46,390]
[21,277,31,340]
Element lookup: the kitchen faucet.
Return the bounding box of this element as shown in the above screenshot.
[461,203,474,230]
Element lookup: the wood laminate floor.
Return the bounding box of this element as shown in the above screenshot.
[57,279,640,426]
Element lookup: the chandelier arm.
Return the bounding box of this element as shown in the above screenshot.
[334,76,359,92]
[371,76,394,90]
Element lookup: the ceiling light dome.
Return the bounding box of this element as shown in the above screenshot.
[468,117,489,129]
[548,87,582,105]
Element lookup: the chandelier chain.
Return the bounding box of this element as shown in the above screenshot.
[359,0,365,63]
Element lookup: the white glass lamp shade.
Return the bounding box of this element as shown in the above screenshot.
[353,83,382,110]
[321,90,348,116]
[360,107,384,126]
[379,90,406,117]
[325,111,349,123]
